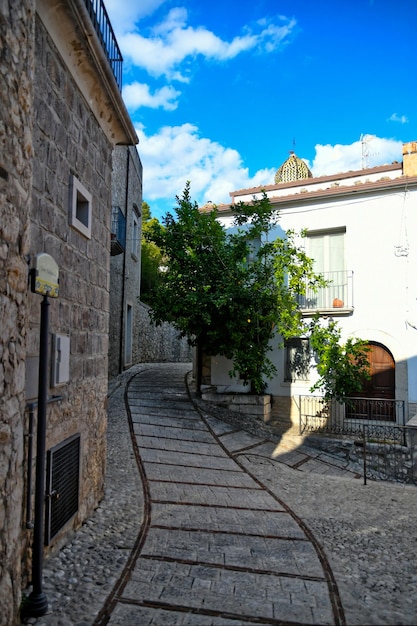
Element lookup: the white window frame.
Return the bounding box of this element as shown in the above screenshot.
[306,227,346,274]
[69,175,92,239]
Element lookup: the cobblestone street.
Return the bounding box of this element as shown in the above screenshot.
[22,363,417,626]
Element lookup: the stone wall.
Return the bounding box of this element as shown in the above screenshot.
[136,302,193,364]
[200,390,272,421]
[109,146,143,377]
[0,1,35,623]
[27,14,111,539]
[1,2,137,622]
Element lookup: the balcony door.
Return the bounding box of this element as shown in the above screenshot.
[307,229,346,308]
[308,230,345,275]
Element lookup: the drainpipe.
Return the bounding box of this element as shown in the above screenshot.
[118,147,130,374]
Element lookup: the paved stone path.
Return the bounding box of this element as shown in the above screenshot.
[96,366,344,626]
[22,363,417,626]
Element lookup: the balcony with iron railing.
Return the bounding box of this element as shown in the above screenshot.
[84,0,123,91]
[297,270,354,315]
[111,206,126,255]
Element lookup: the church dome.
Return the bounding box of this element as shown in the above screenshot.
[274,152,313,184]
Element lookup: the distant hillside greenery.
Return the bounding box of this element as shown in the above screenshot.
[140,201,164,304]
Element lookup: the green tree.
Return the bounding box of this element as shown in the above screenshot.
[146,183,328,394]
[308,317,370,402]
[141,200,152,222]
[146,183,369,397]
[140,202,164,304]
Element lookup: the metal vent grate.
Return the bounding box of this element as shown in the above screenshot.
[45,434,80,545]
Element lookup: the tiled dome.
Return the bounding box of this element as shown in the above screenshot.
[274,152,313,184]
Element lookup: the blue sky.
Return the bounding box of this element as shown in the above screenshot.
[104,0,417,220]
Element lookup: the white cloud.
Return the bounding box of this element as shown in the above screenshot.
[122,82,181,111]
[136,123,274,215]
[118,8,296,80]
[137,128,405,220]
[103,0,167,35]
[310,137,403,175]
[387,113,409,124]
[151,6,187,35]
[256,17,297,53]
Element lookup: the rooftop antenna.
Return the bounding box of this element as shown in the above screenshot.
[361,134,376,169]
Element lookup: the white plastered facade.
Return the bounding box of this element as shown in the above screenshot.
[208,151,417,422]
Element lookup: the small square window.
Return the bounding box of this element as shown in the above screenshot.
[69,175,92,239]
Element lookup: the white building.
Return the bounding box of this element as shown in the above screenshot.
[204,141,417,432]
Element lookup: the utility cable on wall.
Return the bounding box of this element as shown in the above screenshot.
[394,187,409,257]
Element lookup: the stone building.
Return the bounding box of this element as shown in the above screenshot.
[108,146,193,376]
[109,146,143,377]
[0,2,35,623]
[0,0,137,623]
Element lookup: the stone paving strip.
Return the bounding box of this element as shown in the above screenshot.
[96,367,344,626]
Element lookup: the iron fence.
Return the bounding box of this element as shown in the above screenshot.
[299,395,405,440]
[84,0,123,91]
[299,395,417,485]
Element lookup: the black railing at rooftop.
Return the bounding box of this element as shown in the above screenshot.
[84,0,123,91]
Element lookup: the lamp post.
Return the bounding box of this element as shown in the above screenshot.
[26,293,49,616]
[24,254,59,618]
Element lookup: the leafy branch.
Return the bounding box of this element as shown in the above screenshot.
[309,316,370,402]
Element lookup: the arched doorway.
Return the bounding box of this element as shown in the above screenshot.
[348,342,396,421]
[358,342,395,400]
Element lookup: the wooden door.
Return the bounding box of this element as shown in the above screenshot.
[360,343,395,400]
[347,343,395,421]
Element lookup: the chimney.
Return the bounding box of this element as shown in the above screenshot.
[403,141,417,176]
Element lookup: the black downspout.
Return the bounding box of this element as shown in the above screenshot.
[118,147,130,374]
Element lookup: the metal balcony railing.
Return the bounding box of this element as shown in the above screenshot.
[297,270,354,313]
[111,206,126,255]
[84,0,123,91]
